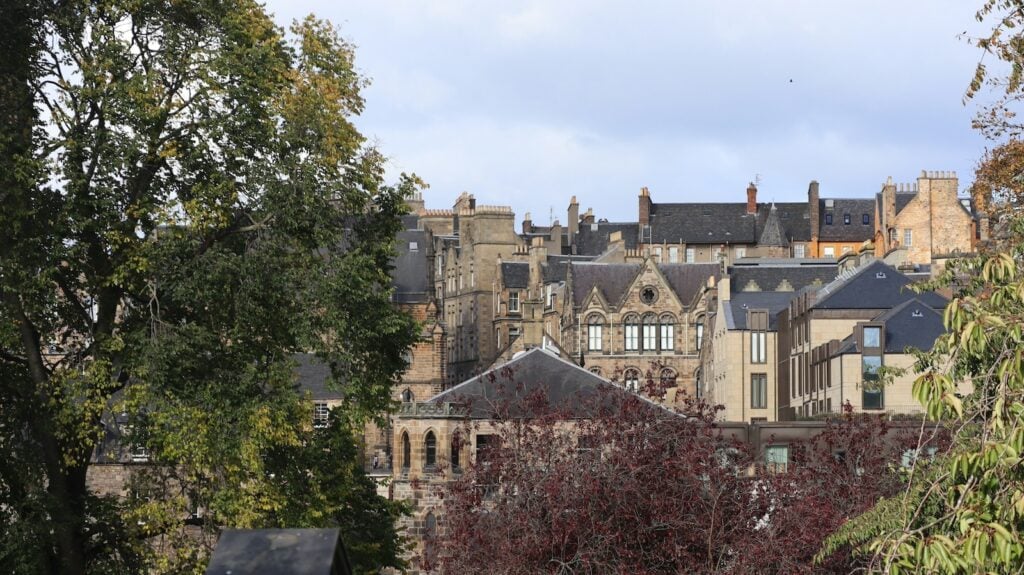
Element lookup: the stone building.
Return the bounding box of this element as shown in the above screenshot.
[560,258,720,403]
[700,260,838,422]
[874,171,978,267]
[776,260,947,420]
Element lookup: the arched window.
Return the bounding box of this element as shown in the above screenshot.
[401,388,414,402]
[624,368,641,392]
[424,431,437,469]
[589,366,603,377]
[660,367,677,387]
[623,314,640,351]
[642,313,658,351]
[451,432,462,471]
[587,313,604,352]
[659,313,676,351]
[424,511,437,537]
[401,431,411,471]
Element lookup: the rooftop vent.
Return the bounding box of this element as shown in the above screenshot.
[875,272,887,279]
[912,309,923,318]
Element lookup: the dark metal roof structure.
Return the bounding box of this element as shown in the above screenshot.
[204,529,352,575]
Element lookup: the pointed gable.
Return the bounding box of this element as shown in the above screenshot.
[570,262,641,308]
[757,204,788,247]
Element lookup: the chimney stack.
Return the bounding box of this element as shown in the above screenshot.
[746,183,757,215]
[808,180,820,245]
[582,208,595,225]
[567,196,580,249]
[522,212,533,235]
[639,186,652,226]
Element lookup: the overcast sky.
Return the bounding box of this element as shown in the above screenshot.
[264,0,992,224]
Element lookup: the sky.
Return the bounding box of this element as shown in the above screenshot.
[263,0,994,225]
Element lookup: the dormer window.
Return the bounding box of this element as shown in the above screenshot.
[843,214,851,225]
[825,213,833,225]
[862,213,870,225]
[409,241,419,251]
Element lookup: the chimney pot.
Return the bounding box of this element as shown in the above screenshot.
[746,183,757,215]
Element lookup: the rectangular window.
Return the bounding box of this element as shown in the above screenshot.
[904,229,913,247]
[862,213,870,225]
[660,323,674,351]
[588,324,602,351]
[669,247,679,263]
[545,285,554,308]
[793,244,805,258]
[862,355,883,409]
[825,213,833,225]
[409,241,419,251]
[823,246,835,258]
[863,326,881,348]
[508,292,520,313]
[751,373,767,409]
[642,322,657,351]
[313,402,330,428]
[695,322,704,351]
[843,213,851,225]
[750,331,767,363]
[625,324,639,351]
[653,247,662,262]
[686,248,695,263]
[735,247,746,260]
[765,445,789,473]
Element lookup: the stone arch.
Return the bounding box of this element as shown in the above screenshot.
[401,430,411,472]
[424,429,437,469]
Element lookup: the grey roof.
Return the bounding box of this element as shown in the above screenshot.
[649,202,811,245]
[895,192,916,215]
[725,292,798,331]
[427,348,660,417]
[293,353,343,401]
[819,199,876,242]
[401,214,421,230]
[543,255,593,283]
[729,263,838,293]
[813,261,947,310]
[205,529,351,575]
[658,263,720,306]
[391,230,430,303]
[501,262,529,289]
[570,262,641,307]
[836,298,945,355]
[758,204,788,247]
[574,222,639,256]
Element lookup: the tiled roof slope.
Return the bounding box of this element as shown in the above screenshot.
[729,264,837,293]
[501,262,529,289]
[758,205,788,246]
[570,262,641,307]
[813,261,947,310]
[649,202,810,244]
[836,298,945,355]
[818,199,876,242]
[575,222,639,256]
[725,292,797,331]
[658,263,720,306]
[392,230,430,303]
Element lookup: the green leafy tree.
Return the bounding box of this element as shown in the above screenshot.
[0,2,419,573]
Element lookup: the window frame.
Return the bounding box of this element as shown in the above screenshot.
[424,431,437,469]
[750,373,768,409]
[508,291,520,313]
[750,331,767,364]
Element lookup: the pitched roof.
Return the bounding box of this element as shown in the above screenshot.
[836,298,946,355]
[426,348,666,417]
[895,192,916,215]
[758,204,787,247]
[818,198,876,242]
[729,263,838,293]
[570,262,641,307]
[391,230,430,303]
[501,262,529,289]
[293,353,344,400]
[813,261,947,310]
[543,255,594,283]
[725,292,798,331]
[649,202,810,245]
[574,222,639,256]
[205,529,350,575]
[657,263,720,306]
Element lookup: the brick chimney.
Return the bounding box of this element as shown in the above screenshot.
[522,212,533,235]
[581,208,595,225]
[746,183,757,215]
[639,186,652,226]
[567,196,579,249]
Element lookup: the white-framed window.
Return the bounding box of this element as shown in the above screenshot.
[823,246,835,258]
[409,241,419,252]
[669,247,679,263]
[695,320,704,351]
[750,332,766,363]
[624,368,641,392]
[642,314,657,351]
[624,315,640,351]
[735,247,746,260]
[659,316,675,351]
[587,314,603,351]
[904,229,913,247]
[685,247,695,263]
[545,284,554,308]
[793,244,805,258]
[508,291,520,313]
[653,247,662,262]
[313,402,330,428]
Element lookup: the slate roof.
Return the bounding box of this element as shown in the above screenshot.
[813,261,947,310]
[574,222,639,256]
[835,298,945,355]
[293,353,344,400]
[401,214,421,230]
[724,292,799,331]
[391,230,430,303]
[501,262,529,289]
[758,204,788,246]
[895,192,916,215]
[570,262,641,307]
[818,198,876,242]
[543,255,593,283]
[205,529,350,575]
[729,263,838,293]
[649,202,810,245]
[658,263,721,306]
[426,348,668,418]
